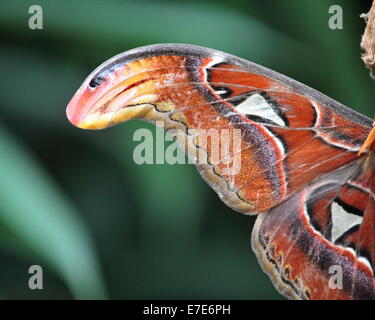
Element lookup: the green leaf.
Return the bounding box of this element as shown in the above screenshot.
[0,123,107,299]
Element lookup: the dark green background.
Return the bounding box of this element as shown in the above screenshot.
[0,0,373,299]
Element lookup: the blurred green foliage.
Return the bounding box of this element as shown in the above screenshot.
[0,0,373,299]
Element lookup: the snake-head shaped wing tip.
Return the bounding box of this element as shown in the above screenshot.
[66,43,226,130]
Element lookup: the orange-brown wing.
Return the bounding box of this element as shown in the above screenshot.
[252,157,375,299]
[66,44,373,214]
[67,44,375,300]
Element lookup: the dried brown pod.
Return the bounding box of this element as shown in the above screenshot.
[361,0,375,79]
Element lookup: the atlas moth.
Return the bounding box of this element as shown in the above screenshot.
[67,44,375,300]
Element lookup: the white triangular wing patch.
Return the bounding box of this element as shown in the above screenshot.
[331,201,363,243]
[235,94,286,127]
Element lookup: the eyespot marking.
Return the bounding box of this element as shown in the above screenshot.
[89,76,105,89]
